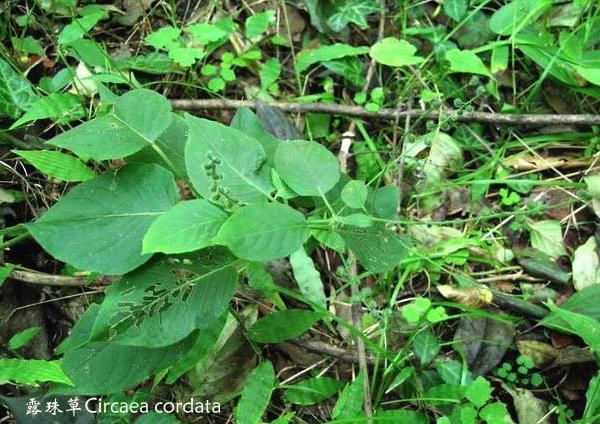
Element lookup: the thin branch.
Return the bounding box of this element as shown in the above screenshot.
[288,338,376,365]
[9,269,116,287]
[170,99,600,126]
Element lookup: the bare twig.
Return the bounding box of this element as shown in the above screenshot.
[9,269,116,287]
[170,99,600,126]
[288,338,375,365]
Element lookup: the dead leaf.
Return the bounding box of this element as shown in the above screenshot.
[116,0,155,26]
[437,285,493,307]
[454,317,514,376]
[505,385,550,424]
[572,236,600,291]
[517,340,558,367]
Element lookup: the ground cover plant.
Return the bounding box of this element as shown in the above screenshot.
[1,0,600,423]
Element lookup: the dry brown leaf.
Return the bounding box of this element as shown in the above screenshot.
[517,340,558,367]
[437,285,493,307]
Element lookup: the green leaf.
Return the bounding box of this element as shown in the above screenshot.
[369,37,424,67]
[230,108,280,166]
[26,164,178,275]
[13,150,95,182]
[11,93,84,127]
[529,219,567,260]
[187,23,230,45]
[444,0,468,21]
[341,180,368,209]
[51,303,197,395]
[7,327,42,350]
[185,115,274,204]
[284,376,344,405]
[465,376,493,407]
[146,26,181,49]
[0,58,38,118]
[545,303,600,354]
[49,89,173,160]
[375,409,429,423]
[260,57,281,91]
[386,366,414,393]
[412,329,440,365]
[584,372,600,419]
[0,265,15,288]
[0,359,74,386]
[90,257,237,347]
[11,35,44,55]
[573,236,600,291]
[235,361,276,424]
[336,213,374,228]
[168,47,203,66]
[245,10,275,40]
[327,0,379,32]
[332,371,365,419]
[446,49,492,77]
[274,140,340,196]
[248,309,323,343]
[296,44,369,73]
[216,202,310,261]
[479,401,514,424]
[58,7,107,45]
[290,247,327,309]
[142,200,227,254]
[339,225,410,273]
[490,0,552,36]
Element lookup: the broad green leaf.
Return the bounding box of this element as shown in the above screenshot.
[248,309,323,343]
[235,361,276,424]
[412,329,440,365]
[13,150,95,182]
[296,44,369,73]
[11,93,83,127]
[446,49,492,77]
[12,35,44,55]
[366,185,399,219]
[284,377,344,405]
[260,57,281,91]
[7,327,42,350]
[529,220,567,259]
[56,334,196,395]
[490,0,552,36]
[332,371,365,419]
[444,0,468,21]
[245,10,275,40]
[0,58,38,118]
[143,200,227,254]
[49,89,173,160]
[187,23,230,45]
[369,37,424,67]
[326,0,379,32]
[274,140,340,196]
[128,113,188,178]
[544,303,600,354]
[146,26,181,49]
[168,47,204,66]
[290,247,327,309]
[136,412,181,424]
[0,265,14,288]
[58,7,107,45]
[185,115,274,204]
[246,262,285,309]
[0,359,73,386]
[386,366,414,393]
[51,303,197,395]
[585,372,600,419]
[339,225,410,273]
[336,213,374,228]
[166,312,227,384]
[491,46,509,73]
[341,180,368,209]
[216,202,310,261]
[573,237,600,291]
[479,401,514,424]
[230,108,280,165]
[26,164,178,275]
[465,376,493,407]
[91,257,237,347]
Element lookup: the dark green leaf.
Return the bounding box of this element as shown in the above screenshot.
[235,361,276,424]
[284,376,344,405]
[248,309,323,343]
[27,164,178,275]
